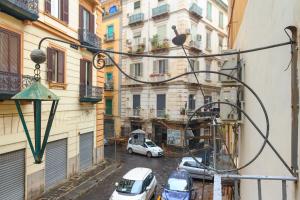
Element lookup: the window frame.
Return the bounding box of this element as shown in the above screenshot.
[134,1,141,9]
[47,45,66,88]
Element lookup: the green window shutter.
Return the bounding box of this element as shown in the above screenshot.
[105,99,113,115]
[153,60,158,74]
[107,25,114,38]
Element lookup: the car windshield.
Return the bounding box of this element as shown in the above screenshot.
[116,178,143,194]
[166,178,188,191]
[145,141,156,147]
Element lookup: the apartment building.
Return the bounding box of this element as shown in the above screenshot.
[228,0,300,199]
[100,0,122,140]
[0,0,103,199]
[121,0,228,148]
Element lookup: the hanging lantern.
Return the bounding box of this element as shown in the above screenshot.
[12,49,59,164]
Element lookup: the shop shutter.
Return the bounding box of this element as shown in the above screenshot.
[80,132,94,171]
[0,149,25,200]
[45,139,67,189]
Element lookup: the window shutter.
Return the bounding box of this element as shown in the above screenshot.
[164,60,168,73]
[9,34,20,74]
[80,59,86,85]
[90,13,94,33]
[0,30,9,72]
[130,64,134,76]
[88,62,93,86]
[139,63,143,76]
[79,6,83,29]
[45,0,51,13]
[47,48,53,81]
[195,60,200,71]
[153,60,158,74]
[62,0,69,24]
[57,51,64,83]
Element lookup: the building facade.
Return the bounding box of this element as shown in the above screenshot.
[120,0,228,148]
[100,0,122,140]
[0,0,104,199]
[228,0,300,199]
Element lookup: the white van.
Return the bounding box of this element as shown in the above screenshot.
[127,138,164,157]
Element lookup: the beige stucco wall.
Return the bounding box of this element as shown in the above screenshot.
[233,0,300,199]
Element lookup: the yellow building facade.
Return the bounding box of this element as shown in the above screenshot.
[0,0,104,199]
[100,0,122,139]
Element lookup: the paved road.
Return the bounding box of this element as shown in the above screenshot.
[78,145,215,200]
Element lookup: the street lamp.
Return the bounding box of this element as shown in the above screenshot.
[12,49,59,164]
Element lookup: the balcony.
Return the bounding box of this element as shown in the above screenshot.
[79,84,103,103]
[0,0,39,21]
[104,81,114,91]
[189,3,203,19]
[127,39,146,54]
[151,37,170,53]
[186,108,220,118]
[104,57,114,66]
[128,13,144,26]
[189,40,202,52]
[152,4,170,19]
[78,29,101,53]
[104,33,115,42]
[150,73,170,82]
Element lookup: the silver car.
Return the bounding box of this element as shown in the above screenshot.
[178,157,215,180]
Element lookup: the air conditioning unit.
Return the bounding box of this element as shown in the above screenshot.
[220,87,239,121]
[220,49,240,83]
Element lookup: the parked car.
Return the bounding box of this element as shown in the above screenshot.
[110,167,157,200]
[161,170,196,200]
[178,157,215,180]
[127,138,164,157]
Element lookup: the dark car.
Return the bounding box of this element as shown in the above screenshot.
[161,170,196,200]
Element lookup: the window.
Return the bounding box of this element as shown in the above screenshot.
[133,32,142,45]
[205,60,211,81]
[157,25,167,41]
[109,5,118,14]
[79,6,94,33]
[157,94,166,117]
[206,30,212,50]
[189,59,199,72]
[219,11,224,29]
[47,47,65,83]
[105,98,113,115]
[130,63,143,77]
[134,1,141,9]
[45,0,69,23]
[218,36,223,53]
[133,94,141,109]
[80,59,92,86]
[188,94,196,110]
[106,72,113,83]
[204,96,212,111]
[107,25,114,39]
[0,28,20,74]
[153,59,168,74]
[206,1,212,21]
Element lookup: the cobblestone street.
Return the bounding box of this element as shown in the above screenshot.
[77,145,215,200]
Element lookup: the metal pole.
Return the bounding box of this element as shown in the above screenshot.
[34,100,42,163]
[213,120,217,169]
[114,131,117,161]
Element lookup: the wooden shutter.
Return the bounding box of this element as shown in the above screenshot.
[62,0,69,24]
[88,62,92,86]
[195,60,200,71]
[139,63,143,76]
[47,48,53,81]
[89,13,94,33]
[80,59,86,85]
[153,60,158,74]
[0,30,9,72]
[57,51,64,83]
[130,64,134,76]
[79,6,83,29]
[164,60,168,73]
[45,0,51,13]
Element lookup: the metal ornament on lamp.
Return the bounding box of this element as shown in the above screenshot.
[12,49,59,164]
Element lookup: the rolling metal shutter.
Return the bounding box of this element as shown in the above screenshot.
[0,149,25,200]
[45,139,67,189]
[80,132,93,171]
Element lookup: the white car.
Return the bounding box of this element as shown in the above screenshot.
[127,138,164,158]
[110,167,157,200]
[178,157,215,180]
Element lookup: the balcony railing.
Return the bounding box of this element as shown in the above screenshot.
[152,4,170,19]
[0,0,39,21]
[157,109,166,118]
[79,84,103,103]
[132,109,140,117]
[189,3,203,19]
[127,40,146,54]
[189,40,202,51]
[0,71,34,100]
[104,81,114,91]
[128,13,144,26]
[151,38,170,53]
[104,57,114,66]
[104,33,115,42]
[150,73,170,82]
[78,29,101,52]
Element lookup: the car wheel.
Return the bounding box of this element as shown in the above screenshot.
[146,151,152,158]
[128,148,133,154]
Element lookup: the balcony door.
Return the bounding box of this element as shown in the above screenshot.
[157,94,166,117]
[133,94,141,116]
[79,6,94,33]
[80,60,92,96]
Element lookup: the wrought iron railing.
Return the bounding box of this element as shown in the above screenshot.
[132,108,140,116]
[0,0,39,20]
[79,84,102,102]
[128,13,144,25]
[104,81,114,90]
[151,38,170,52]
[189,40,202,50]
[152,4,170,18]
[189,3,203,19]
[78,29,101,48]
[127,39,146,54]
[104,33,115,42]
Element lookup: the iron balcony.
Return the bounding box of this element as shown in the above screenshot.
[189,3,203,19]
[0,0,39,21]
[189,40,202,52]
[78,29,101,53]
[128,13,144,26]
[152,4,170,19]
[0,71,34,100]
[104,81,114,91]
[104,33,115,42]
[79,84,103,103]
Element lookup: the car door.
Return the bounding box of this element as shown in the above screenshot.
[144,173,155,200]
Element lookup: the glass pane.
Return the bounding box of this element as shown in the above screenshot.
[83,10,90,30]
